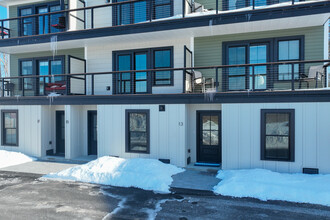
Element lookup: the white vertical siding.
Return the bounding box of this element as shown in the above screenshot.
[186,104,222,164]
[85,0,112,29]
[86,36,191,95]
[41,105,65,156]
[65,105,97,159]
[97,104,187,167]
[222,103,330,174]
[0,105,41,157]
[69,0,86,31]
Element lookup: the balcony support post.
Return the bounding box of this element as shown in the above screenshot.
[22,78,25,96]
[1,20,4,39]
[91,8,94,29]
[216,0,219,14]
[215,67,219,92]
[182,0,185,18]
[1,80,4,97]
[91,74,95,95]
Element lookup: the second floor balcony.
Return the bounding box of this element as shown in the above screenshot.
[0,59,329,102]
[0,0,328,40]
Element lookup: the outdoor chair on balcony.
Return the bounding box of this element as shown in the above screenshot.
[3,82,14,97]
[45,81,66,95]
[299,65,325,89]
[193,71,214,93]
[51,16,66,29]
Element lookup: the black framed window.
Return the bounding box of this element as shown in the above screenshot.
[261,109,295,162]
[126,110,150,153]
[153,0,172,19]
[153,49,172,85]
[18,1,64,36]
[113,0,172,25]
[2,110,18,146]
[226,42,268,90]
[19,56,65,95]
[20,8,33,36]
[277,39,301,80]
[113,46,173,94]
[20,60,34,90]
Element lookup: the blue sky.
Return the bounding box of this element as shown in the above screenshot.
[0,6,6,20]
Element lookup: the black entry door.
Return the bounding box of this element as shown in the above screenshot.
[197,111,221,164]
[56,111,65,155]
[88,111,98,155]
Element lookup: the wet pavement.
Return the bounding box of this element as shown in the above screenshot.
[0,171,329,220]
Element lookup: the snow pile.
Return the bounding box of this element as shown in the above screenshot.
[214,169,330,206]
[43,156,184,193]
[0,150,36,168]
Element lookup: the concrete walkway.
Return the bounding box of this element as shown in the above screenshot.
[0,161,80,175]
[170,166,220,193]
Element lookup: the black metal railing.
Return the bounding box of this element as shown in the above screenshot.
[0,0,322,39]
[0,59,329,98]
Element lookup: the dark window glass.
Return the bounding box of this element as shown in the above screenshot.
[2,111,18,146]
[21,60,33,90]
[261,110,294,161]
[135,53,147,93]
[154,49,171,85]
[134,1,147,23]
[228,46,246,90]
[20,8,33,36]
[249,45,267,90]
[154,0,171,19]
[126,110,149,153]
[50,5,62,33]
[38,59,63,95]
[278,40,300,80]
[37,7,49,35]
[118,55,131,94]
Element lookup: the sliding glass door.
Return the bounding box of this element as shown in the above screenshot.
[227,43,268,90]
[38,58,64,95]
[116,52,148,94]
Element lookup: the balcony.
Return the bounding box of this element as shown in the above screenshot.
[0,0,327,40]
[0,60,329,102]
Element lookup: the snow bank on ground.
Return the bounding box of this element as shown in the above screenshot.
[0,150,36,168]
[43,156,184,193]
[214,169,330,206]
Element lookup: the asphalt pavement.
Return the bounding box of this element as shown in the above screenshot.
[0,171,330,220]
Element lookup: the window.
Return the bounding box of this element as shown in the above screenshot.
[2,110,18,146]
[126,110,150,153]
[278,39,301,80]
[261,109,295,161]
[153,0,172,19]
[114,47,173,94]
[153,49,172,85]
[20,8,33,36]
[18,2,63,36]
[20,60,33,90]
[114,0,172,25]
[226,43,268,90]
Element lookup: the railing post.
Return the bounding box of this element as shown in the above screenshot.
[216,0,219,14]
[253,0,255,10]
[150,0,153,22]
[291,64,295,90]
[22,78,25,96]
[1,80,4,97]
[91,8,94,29]
[292,0,294,5]
[182,0,185,18]
[324,66,328,88]
[91,74,94,95]
[215,67,219,92]
[1,20,4,39]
